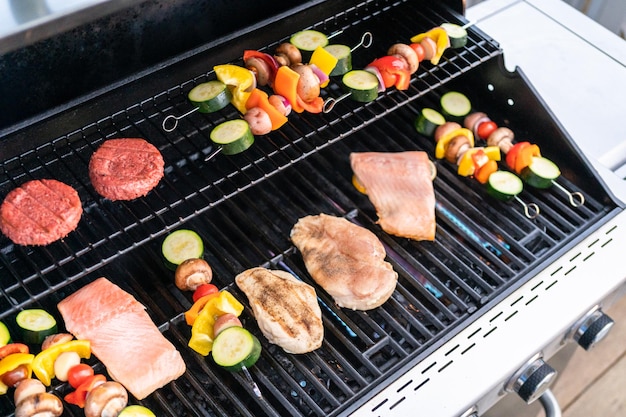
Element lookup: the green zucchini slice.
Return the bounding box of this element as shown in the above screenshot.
[521,156,561,189]
[212,326,262,372]
[441,23,468,49]
[188,81,232,113]
[118,405,156,416]
[210,119,255,155]
[342,70,379,103]
[325,44,352,76]
[16,309,58,345]
[486,170,524,201]
[290,30,329,53]
[0,321,11,346]
[415,108,446,137]
[440,91,472,122]
[162,229,204,270]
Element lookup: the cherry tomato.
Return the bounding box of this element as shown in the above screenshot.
[476,120,498,140]
[192,284,219,302]
[409,43,426,62]
[67,363,95,389]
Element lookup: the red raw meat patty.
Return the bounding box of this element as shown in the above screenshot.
[0,179,83,246]
[89,138,164,201]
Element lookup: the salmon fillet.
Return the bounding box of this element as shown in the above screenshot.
[236,267,323,354]
[290,214,398,311]
[58,277,185,400]
[350,151,436,241]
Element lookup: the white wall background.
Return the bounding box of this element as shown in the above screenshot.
[467,0,626,38]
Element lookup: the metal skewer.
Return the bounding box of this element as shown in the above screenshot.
[162,107,199,132]
[204,146,223,162]
[514,196,540,219]
[551,181,585,207]
[351,31,373,52]
[240,365,263,399]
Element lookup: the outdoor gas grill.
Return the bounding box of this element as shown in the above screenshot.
[1,0,625,416]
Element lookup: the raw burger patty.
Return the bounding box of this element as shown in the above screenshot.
[89,138,164,201]
[0,179,82,246]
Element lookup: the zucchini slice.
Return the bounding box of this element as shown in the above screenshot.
[188,81,232,113]
[16,309,58,345]
[441,23,468,49]
[210,119,255,155]
[290,30,329,54]
[118,406,156,417]
[486,170,523,201]
[211,326,262,372]
[162,229,204,270]
[521,156,561,189]
[415,108,446,137]
[325,44,352,76]
[0,321,11,346]
[342,70,379,103]
[440,91,472,122]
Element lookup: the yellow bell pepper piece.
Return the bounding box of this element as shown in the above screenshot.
[309,46,338,87]
[435,127,474,160]
[188,290,244,356]
[0,352,34,394]
[214,64,255,114]
[32,339,91,386]
[410,27,451,65]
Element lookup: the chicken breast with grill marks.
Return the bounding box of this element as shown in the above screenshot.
[235,267,323,354]
[290,214,398,311]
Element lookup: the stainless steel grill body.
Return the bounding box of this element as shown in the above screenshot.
[0,1,623,416]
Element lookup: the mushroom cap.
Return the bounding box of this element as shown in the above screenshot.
[84,381,128,417]
[174,258,213,291]
[14,378,46,406]
[15,392,63,417]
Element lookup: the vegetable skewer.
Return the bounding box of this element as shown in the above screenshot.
[419,108,540,219]
[464,110,585,207]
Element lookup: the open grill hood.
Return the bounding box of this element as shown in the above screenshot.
[0,0,623,416]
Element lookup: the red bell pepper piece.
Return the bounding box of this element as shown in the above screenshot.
[64,374,106,408]
[243,50,279,86]
[367,56,411,90]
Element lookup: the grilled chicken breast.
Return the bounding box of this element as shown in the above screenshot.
[290,214,398,310]
[236,267,323,354]
[350,151,436,241]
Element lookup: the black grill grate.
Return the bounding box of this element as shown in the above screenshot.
[0,0,619,416]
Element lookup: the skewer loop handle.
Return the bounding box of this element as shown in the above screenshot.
[551,181,585,207]
[323,92,352,113]
[162,107,199,132]
[514,195,540,219]
[352,31,373,52]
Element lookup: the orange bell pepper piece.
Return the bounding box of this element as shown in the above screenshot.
[274,66,303,113]
[474,159,499,184]
[245,88,288,130]
[185,293,219,326]
[296,95,324,114]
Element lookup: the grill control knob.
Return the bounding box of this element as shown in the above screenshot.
[507,358,557,404]
[573,309,614,351]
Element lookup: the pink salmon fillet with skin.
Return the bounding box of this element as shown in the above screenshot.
[350,151,436,241]
[58,277,186,400]
[290,214,398,311]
